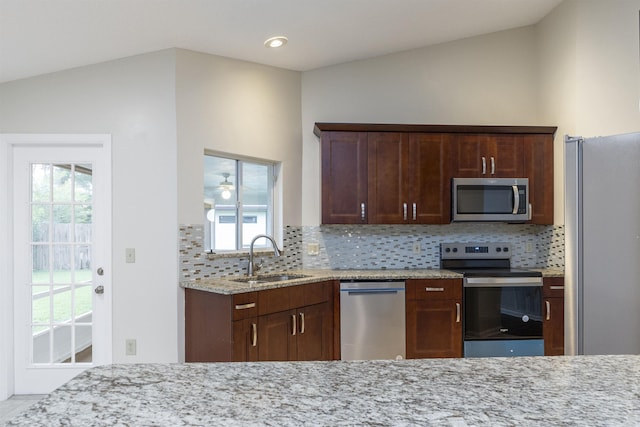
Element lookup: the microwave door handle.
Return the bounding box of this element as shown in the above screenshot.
[512,185,520,214]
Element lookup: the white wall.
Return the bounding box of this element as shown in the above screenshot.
[174,49,301,361]
[536,0,640,223]
[0,50,180,365]
[176,49,302,227]
[536,0,579,224]
[573,0,640,136]
[301,26,543,225]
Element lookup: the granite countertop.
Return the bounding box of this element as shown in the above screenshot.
[7,355,639,426]
[181,268,564,295]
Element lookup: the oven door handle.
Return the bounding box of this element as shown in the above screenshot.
[464,277,542,287]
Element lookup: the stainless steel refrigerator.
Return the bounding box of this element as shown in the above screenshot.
[565,132,640,355]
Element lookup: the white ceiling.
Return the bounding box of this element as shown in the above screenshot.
[0,0,563,84]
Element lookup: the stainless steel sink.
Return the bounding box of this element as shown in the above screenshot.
[231,273,309,284]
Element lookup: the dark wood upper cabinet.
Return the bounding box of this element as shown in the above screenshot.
[316,123,556,225]
[321,131,368,224]
[367,132,410,224]
[450,134,524,177]
[524,134,554,224]
[409,133,451,223]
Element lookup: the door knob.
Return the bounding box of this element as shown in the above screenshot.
[94,285,105,294]
[97,267,104,276]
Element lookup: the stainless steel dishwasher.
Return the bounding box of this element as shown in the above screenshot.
[340,280,406,360]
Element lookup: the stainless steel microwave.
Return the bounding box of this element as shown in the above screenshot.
[452,177,530,222]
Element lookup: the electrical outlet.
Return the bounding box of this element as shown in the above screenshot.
[413,241,421,254]
[125,248,135,263]
[126,339,137,356]
[525,242,534,253]
[307,243,320,256]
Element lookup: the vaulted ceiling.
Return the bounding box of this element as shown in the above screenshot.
[0,0,563,83]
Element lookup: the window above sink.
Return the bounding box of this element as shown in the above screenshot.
[204,152,281,253]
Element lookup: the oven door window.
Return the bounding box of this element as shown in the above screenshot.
[464,286,542,339]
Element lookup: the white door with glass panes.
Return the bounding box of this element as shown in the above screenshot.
[11,135,112,394]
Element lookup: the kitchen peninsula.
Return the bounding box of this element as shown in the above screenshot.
[7,355,640,426]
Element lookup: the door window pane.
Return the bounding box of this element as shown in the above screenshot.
[52,164,72,202]
[29,162,94,366]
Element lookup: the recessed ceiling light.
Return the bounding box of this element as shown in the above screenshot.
[264,36,288,48]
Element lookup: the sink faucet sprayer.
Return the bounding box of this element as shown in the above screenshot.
[247,234,281,276]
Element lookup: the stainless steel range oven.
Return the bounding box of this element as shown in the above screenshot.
[441,242,543,357]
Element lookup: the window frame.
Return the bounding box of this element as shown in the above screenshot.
[204,151,280,253]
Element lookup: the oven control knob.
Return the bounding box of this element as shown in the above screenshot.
[503,247,509,252]
[445,248,451,253]
[496,247,501,252]
[522,315,530,322]
[452,248,458,253]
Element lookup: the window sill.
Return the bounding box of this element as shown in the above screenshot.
[205,249,285,260]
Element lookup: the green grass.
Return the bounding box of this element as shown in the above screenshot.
[31,270,93,333]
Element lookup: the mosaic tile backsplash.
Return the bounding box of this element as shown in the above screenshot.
[180,224,564,281]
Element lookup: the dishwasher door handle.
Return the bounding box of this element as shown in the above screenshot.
[345,289,402,296]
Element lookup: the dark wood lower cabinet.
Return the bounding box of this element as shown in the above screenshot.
[185,280,334,362]
[233,317,258,362]
[250,302,334,362]
[543,277,565,356]
[258,310,296,361]
[406,279,463,359]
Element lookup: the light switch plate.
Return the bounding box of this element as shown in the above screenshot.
[125,248,135,263]
[125,339,136,356]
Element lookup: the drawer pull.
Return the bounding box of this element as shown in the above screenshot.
[546,300,551,321]
[425,287,445,292]
[251,323,257,347]
[549,286,565,290]
[456,303,461,323]
[234,302,256,310]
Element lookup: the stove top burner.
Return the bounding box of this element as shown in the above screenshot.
[440,242,540,278]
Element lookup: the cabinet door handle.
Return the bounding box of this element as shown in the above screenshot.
[491,157,495,175]
[251,322,257,347]
[361,203,366,221]
[550,286,565,290]
[481,157,486,174]
[546,300,551,321]
[412,203,417,221]
[299,312,305,334]
[291,314,297,336]
[456,303,461,323]
[403,203,407,221]
[235,302,256,310]
[425,287,445,292]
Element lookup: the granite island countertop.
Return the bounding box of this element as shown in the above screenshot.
[181,268,564,295]
[8,355,639,426]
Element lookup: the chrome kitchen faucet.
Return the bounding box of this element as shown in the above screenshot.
[247,234,281,276]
